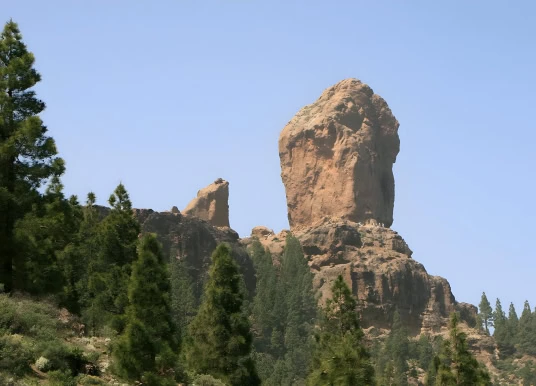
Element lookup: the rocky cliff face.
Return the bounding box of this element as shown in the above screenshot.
[279,78,400,230]
[138,208,254,297]
[183,178,230,228]
[244,220,476,335]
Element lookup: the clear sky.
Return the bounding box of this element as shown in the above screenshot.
[6,1,536,315]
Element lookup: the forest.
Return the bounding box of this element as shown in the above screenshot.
[1,19,536,386]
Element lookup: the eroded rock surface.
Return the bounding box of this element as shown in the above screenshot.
[183,178,230,228]
[137,209,254,298]
[279,78,400,230]
[252,220,474,335]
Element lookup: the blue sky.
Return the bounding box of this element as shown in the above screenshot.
[6,1,536,315]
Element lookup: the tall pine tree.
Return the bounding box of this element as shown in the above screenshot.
[185,244,260,386]
[478,292,493,334]
[0,20,64,292]
[376,311,410,386]
[84,183,140,332]
[307,275,374,385]
[113,234,179,384]
[517,301,536,355]
[493,298,515,357]
[426,312,490,386]
[14,177,81,294]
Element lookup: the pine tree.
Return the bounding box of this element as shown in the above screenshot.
[113,234,179,384]
[507,302,519,350]
[261,234,317,385]
[185,244,260,386]
[0,20,64,292]
[478,292,493,334]
[62,192,101,313]
[426,312,490,386]
[517,301,536,355]
[13,177,81,294]
[416,334,435,374]
[493,298,515,357]
[249,239,278,351]
[169,258,197,338]
[377,311,410,385]
[84,183,140,332]
[307,275,374,386]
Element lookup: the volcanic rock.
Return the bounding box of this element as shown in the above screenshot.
[183,178,230,227]
[279,78,400,230]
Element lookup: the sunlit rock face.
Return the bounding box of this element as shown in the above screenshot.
[183,178,230,228]
[279,78,400,230]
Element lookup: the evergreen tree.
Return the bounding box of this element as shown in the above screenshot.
[13,177,81,293]
[113,234,179,384]
[0,20,64,292]
[84,183,140,332]
[416,334,436,374]
[426,312,490,386]
[258,234,317,385]
[507,302,519,349]
[493,298,515,357]
[249,239,278,351]
[517,301,536,355]
[169,258,197,338]
[307,275,374,386]
[478,292,493,334]
[518,361,536,386]
[185,244,260,386]
[63,192,101,313]
[376,311,410,385]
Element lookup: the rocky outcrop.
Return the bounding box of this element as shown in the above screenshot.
[137,209,254,298]
[279,78,400,230]
[183,178,230,228]
[245,220,475,335]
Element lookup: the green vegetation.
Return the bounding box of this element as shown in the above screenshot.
[185,244,260,386]
[308,275,374,385]
[248,235,317,385]
[479,292,493,334]
[0,294,97,384]
[113,234,179,384]
[425,312,490,385]
[0,20,65,293]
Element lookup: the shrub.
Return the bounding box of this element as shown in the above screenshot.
[39,343,86,374]
[35,356,50,372]
[192,374,227,386]
[48,370,77,386]
[76,374,107,385]
[0,335,33,376]
[0,295,59,340]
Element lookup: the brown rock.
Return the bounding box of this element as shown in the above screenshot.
[291,221,463,334]
[250,226,274,239]
[183,178,230,227]
[279,78,400,230]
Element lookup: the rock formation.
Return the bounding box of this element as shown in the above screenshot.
[279,78,400,230]
[243,221,476,334]
[244,78,478,334]
[183,178,230,228]
[137,208,254,298]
